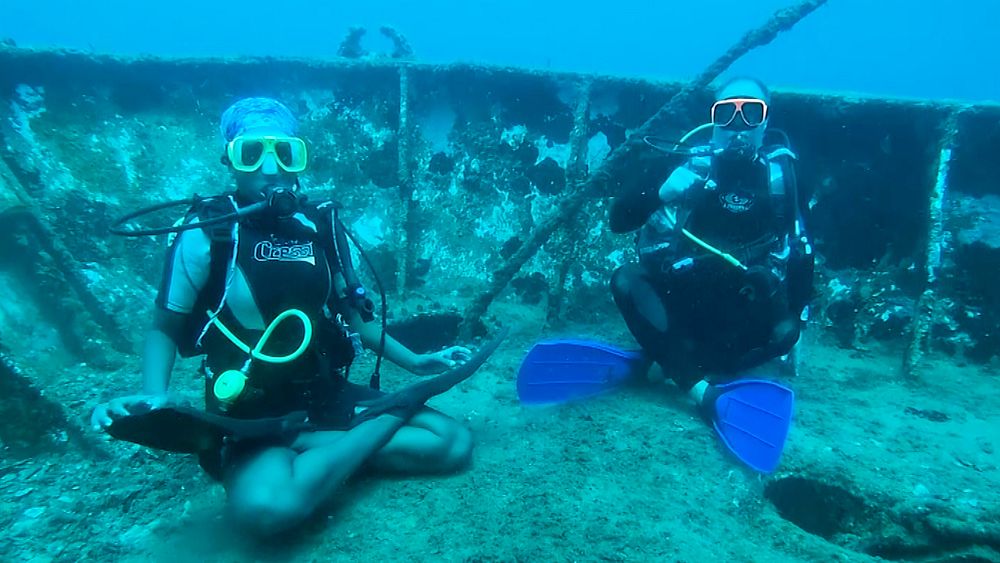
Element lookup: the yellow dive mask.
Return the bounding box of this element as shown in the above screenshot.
[226,135,308,173]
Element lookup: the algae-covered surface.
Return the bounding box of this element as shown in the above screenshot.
[3,302,997,562]
[1,46,999,563]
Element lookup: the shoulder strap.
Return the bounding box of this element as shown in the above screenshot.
[763,146,800,233]
[315,201,376,322]
[175,196,240,358]
[313,200,344,272]
[193,193,240,242]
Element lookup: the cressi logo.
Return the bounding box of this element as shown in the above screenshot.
[254,241,315,265]
[719,191,754,213]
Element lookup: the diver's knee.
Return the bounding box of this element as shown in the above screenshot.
[771,318,801,356]
[611,264,641,302]
[444,424,473,471]
[448,426,476,471]
[404,412,473,472]
[228,485,310,537]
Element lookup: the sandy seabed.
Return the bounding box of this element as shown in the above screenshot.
[3,305,998,563]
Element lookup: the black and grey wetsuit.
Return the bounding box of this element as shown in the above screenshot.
[156,198,379,426]
[610,146,812,390]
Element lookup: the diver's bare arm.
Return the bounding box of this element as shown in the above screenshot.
[329,267,422,371]
[141,309,183,395]
[346,310,421,373]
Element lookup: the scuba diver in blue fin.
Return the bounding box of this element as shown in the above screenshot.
[92,98,505,536]
[519,78,812,473]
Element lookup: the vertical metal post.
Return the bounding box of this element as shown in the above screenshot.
[903,112,960,379]
[396,64,413,294]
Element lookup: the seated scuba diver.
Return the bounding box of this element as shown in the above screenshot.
[91,98,506,536]
[609,77,813,470]
[611,78,813,404]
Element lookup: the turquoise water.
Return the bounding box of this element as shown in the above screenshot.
[1,0,996,102]
[1,3,998,561]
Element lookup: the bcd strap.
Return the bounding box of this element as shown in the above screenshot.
[656,146,797,269]
[764,146,800,230]
[188,193,240,243]
[322,203,375,322]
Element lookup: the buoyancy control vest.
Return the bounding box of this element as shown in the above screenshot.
[637,144,799,276]
[168,194,369,417]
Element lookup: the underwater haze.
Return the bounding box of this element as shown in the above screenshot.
[4,0,1000,561]
[1,0,997,102]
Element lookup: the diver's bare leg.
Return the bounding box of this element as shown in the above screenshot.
[279,409,473,475]
[367,409,473,474]
[226,414,406,535]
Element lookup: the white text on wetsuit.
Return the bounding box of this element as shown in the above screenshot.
[253,241,316,265]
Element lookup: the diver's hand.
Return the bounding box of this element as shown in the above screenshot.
[659,166,706,202]
[410,346,472,376]
[90,394,169,431]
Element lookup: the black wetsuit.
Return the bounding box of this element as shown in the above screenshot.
[609,147,813,390]
[155,195,380,477]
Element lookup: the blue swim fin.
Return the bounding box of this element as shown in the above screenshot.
[517,340,645,405]
[705,379,794,473]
